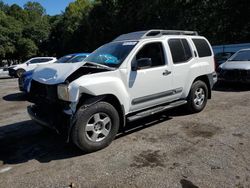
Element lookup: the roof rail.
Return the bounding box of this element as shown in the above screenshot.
[113,30,199,42]
[143,30,199,38]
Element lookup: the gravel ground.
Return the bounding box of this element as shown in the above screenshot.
[0,78,249,188]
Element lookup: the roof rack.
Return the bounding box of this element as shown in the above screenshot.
[113,30,198,42]
[143,30,199,37]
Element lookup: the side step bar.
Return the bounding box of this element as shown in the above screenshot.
[127,100,187,122]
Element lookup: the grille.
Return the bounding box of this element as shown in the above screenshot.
[222,69,250,81]
[29,80,58,103]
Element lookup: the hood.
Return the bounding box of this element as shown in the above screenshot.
[220,61,250,70]
[32,62,85,85]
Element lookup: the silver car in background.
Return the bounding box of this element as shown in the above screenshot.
[218,49,250,83]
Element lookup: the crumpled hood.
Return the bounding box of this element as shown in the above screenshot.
[221,61,250,70]
[32,62,85,85]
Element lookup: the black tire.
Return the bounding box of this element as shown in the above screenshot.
[186,80,208,113]
[71,101,120,152]
[16,69,25,78]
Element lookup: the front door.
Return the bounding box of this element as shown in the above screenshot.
[128,42,175,112]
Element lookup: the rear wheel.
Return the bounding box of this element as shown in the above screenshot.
[186,80,208,113]
[72,101,120,152]
[16,69,25,78]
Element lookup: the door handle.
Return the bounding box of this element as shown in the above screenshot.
[163,70,171,76]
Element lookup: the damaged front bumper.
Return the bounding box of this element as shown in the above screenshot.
[27,104,76,141]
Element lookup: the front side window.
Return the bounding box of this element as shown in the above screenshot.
[84,41,138,68]
[228,50,250,61]
[168,39,192,64]
[136,42,165,67]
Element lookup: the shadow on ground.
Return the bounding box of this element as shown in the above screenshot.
[213,81,250,92]
[0,111,177,165]
[0,76,13,80]
[2,92,27,101]
[0,107,183,164]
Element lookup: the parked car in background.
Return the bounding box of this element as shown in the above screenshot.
[0,66,9,77]
[18,53,90,93]
[217,49,250,83]
[8,57,57,78]
[57,53,90,64]
[214,52,235,70]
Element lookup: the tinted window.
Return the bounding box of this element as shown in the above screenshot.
[136,42,165,67]
[229,50,250,61]
[30,58,53,64]
[168,39,192,64]
[192,39,212,57]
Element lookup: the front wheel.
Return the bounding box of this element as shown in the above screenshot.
[71,101,120,152]
[186,80,208,113]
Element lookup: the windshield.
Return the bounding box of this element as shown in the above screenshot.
[84,41,138,67]
[56,55,74,63]
[229,50,250,61]
[67,55,87,63]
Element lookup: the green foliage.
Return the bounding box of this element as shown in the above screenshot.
[16,38,38,60]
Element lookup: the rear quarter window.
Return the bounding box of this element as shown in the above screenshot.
[192,39,212,57]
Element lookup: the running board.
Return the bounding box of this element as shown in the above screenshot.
[127,100,187,122]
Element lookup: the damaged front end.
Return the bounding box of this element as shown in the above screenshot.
[27,80,76,140]
[27,62,112,141]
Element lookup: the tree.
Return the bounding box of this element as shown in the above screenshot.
[16,38,38,60]
[24,1,45,16]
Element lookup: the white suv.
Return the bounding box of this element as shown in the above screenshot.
[8,57,57,78]
[27,30,217,152]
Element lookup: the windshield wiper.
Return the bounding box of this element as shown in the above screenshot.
[83,61,115,71]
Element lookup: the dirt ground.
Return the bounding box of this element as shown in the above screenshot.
[0,77,249,188]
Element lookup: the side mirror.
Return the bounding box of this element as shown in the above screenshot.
[26,62,30,66]
[131,58,152,71]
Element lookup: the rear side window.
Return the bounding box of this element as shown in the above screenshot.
[168,39,192,64]
[192,39,212,57]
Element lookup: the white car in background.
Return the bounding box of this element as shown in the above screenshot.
[8,57,57,78]
[0,66,9,78]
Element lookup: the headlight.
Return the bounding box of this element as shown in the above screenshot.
[57,84,69,101]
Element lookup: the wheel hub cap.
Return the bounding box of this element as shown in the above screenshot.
[85,113,111,142]
[194,88,205,106]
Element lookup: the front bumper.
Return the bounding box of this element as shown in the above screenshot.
[27,104,73,140]
[27,105,51,128]
[18,77,25,92]
[218,69,250,83]
[8,68,16,77]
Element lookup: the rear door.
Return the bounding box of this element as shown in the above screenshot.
[167,38,195,98]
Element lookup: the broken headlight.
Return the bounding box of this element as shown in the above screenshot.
[57,84,69,101]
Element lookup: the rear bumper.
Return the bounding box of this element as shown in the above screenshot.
[208,72,218,88]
